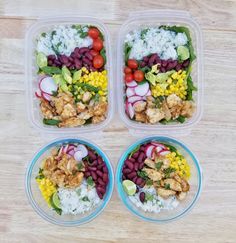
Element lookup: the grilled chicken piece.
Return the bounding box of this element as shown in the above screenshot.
[135,112,147,123]
[177,192,187,201]
[60,103,77,119]
[157,188,176,199]
[43,156,57,177]
[145,108,165,124]
[162,100,172,121]
[59,117,85,127]
[92,115,106,124]
[133,101,146,113]
[66,172,84,188]
[82,91,92,103]
[180,178,190,192]
[164,178,182,192]
[50,170,66,187]
[93,101,108,116]
[144,158,156,169]
[143,168,163,181]
[57,155,78,175]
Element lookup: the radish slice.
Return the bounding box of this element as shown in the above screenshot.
[41,91,51,101]
[74,150,84,162]
[68,149,75,156]
[75,144,88,158]
[133,100,145,108]
[126,81,138,88]
[155,146,163,153]
[151,142,167,150]
[125,99,129,114]
[145,145,155,158]
[128,95,142,104]
[35,90,41,98]
[127,103,135,119]
[58,146,63,157]
[146,90,151,96]
[158,149,171,156]
[63,144,69,154]
[39,76,58,95]
[134,82,149,96]
[126,87,135,97]
[68,144,76,151]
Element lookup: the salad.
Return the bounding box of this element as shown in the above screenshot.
[34,25,108,127]
[123,26,197,125]
[36,143,109,215]
[122,141,190,213]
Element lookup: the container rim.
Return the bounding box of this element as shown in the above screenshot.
[115,135,202,223]
[25,137,114,226]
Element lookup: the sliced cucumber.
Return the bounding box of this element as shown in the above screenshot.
[177,46,190,61]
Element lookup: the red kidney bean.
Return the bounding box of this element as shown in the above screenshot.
[103,166,108,174]
[132,176,137,183]
[97,156,103,165]
[59,55,69,64]
[127,171,137,179]
[125,160,134,170]
[102,173,108,183]
[182,59,190,68]
[139,192,145,203]
[96,189,103,199]
[68,56,73,62]
[85,52,93,61]
[74,47,80,53]
[90,159,98,166]
[123,168,132,174]
[90,66,97,72]
[79,47,90,54]
[176,63,182,71]
[89,166,97,171]
[138,152,145,163]
[136,177,143,186]
[96,170,103,178]
[48,60,53,66]
[65,62,71,68]
[132,151,139,159]
[140,61,146,68]
[98,177,106,186]
[71,52,76,58]
[70,64,75,69]
[139,181,146,188]
[88,150,97,160]
[129,157,135,163]
[97,164,103,170]
[143,56,149,62]
[48,54,56,61]
[84,171,91,178]
[82,56,92,65]
[122,175,126,181]
[161,60,168,67]
[134,162,139,171]
[91,171,98,181]
[139,162,144,170]
[97,185,106,195]
[160,67,166,73]
[140,145,146,152]
[54,59,61,66]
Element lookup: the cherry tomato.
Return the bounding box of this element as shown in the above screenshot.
[88,27,100,39]
[134,70,144,82]
[93,55,104,68]
[90,49,99,57]
[93,39,103,51]
[124,66,132,74]
[127,59,138,69]
[125,73,134,83]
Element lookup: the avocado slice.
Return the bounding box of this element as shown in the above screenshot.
[177,46,190,61]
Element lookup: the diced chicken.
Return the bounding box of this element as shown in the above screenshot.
[40,100,55,119]
[93,101,108,116]
[146,95,155,108]
[59,117,85,127]
[135,112,147,123]
[144,158,156,169]
[92,115,106,124]
[143,168,163,181]
[82,91,92,103]
[164,178,182,192]
[180,178,190,192]
[43,156,57,176]
[66,172,84,188]
[77,110,93,120]
[57,155,78,175]
[52,92,74,115]
[181,101,195,118]
[166,94,182,108]
[145,108,165,124]
[50,170,66,187]
[157,188,176,199]
[133,101,146,113]
[77,102,86,113]
[177,192,187,201]
[60,103,77,119]
[162,100,172,121]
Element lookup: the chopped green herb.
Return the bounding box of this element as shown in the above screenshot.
[186,75,197,100]
[140,29,149,40]
[137,80,148,85]
[76,188,82,196]
[77,163,84,171]
[100,48,106,65]
[87,176,95,187]
[72,24,88,38]
[76,83,99,93]
[146,179,153,186]
[155,161,163,170]
[43,119,60,126]
[40,66,62,75]
[41,32,46,37]
[82,196,90,202]
[137,170,148,180]
[51,90,58,97]
[176,115,186,123]
[161,143,177,153]
[139,66,151,73]
[164,183,171,190]
[35,168,44,179]
[163,167,176,178]
[145,193,154,202]
[124,43,132,64]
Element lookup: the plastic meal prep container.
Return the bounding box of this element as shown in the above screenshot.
[117,10,203,135]
[116,136,202,223]
[25,137,114,226]
[25,16,114,134]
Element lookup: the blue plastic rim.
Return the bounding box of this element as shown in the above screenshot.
[116,136,202,223]
[25,137,114,226]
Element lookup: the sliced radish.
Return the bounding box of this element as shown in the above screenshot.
[134,82,149,96]
[68,149,75,156]
[125,99,129,114]
[133,100,145,108]
[41,91,51,101]
[146,90,151,96]
[151,142,168,150]
[75,144,88,158]
[127,103,135,119]
[145,145,155,158]
[63,144,69,154]
[126,81,138,88]
[155,146,163,153]
[35,89,42,98]
[58,146,63,157]
[126,87,135,97]
[39,76,58,95]
[158,149,171,156]
[74,150,84,162]
[128,95,142,104]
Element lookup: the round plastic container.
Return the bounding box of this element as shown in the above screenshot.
[25,16,114,134]
[116,136,202,223]
[25,138,114,226]
[117,10,203,136]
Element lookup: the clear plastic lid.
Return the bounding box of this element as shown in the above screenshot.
[25,16,114,134]
[117,10,203,136]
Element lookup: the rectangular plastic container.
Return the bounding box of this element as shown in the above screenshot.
[25,16,114,134]
[117,10,203,136]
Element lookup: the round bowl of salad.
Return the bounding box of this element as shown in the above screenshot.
[116,136,202,223]
[25,138,114,226]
